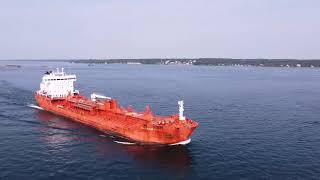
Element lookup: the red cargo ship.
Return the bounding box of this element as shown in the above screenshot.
[35,68,198,145]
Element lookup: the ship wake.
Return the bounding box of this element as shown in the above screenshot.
[27,104,44,110]
[113,140,136,145]
[169,139,191,146]
[113,139,191,146]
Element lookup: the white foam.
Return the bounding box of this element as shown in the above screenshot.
[113,140,136,145]
[27,104,44,110]
[169,138,191,146]
[114,139,191,146]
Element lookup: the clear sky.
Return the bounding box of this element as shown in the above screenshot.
[0,0,319,59]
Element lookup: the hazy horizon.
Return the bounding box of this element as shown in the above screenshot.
[1,57,320,61]
[1,1,319,60]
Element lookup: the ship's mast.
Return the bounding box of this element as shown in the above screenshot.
[178,100,186,120]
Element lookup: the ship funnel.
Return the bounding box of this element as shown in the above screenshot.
[178,100,186,120]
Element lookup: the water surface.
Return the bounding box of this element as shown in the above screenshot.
[0,61,320,179]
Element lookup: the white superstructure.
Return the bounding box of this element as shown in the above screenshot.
[37,68,77,99]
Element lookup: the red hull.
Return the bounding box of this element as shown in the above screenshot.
[35,94,198,145]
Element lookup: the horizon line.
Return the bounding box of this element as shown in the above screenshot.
[1,58,320,61]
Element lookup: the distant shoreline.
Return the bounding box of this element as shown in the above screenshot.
[70,58,320,68]
[0,64,22,69]
[2,58,320,68]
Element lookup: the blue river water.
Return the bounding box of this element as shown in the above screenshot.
[0,61,320,179]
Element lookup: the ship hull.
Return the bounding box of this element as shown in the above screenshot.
[35,94,197,145]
